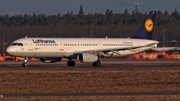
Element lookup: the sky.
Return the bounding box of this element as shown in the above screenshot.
[0,0,179,16]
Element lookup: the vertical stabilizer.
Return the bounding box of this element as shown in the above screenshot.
[133,11,156,39]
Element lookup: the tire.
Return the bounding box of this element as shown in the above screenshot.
[67,61,75,67]
[22,63,27,67]
[92,61,101,67]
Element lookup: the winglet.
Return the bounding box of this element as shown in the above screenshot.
[133,11,156,39]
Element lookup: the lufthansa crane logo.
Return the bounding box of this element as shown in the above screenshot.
[145,19,153,32]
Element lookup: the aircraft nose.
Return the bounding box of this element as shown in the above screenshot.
[6,46,15,54]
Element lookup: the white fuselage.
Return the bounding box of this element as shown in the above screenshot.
[6,38,158,58]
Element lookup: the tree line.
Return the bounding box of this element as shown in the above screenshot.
[1,5,180,54]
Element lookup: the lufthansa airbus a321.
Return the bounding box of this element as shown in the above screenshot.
[6,11,158,67]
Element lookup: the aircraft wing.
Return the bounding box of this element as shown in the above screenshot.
[73,43,156,54]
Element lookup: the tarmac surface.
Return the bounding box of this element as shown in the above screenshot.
[1,59,180,97]
[1,59,180,68]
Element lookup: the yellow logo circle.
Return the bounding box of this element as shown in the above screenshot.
[145,19,153,32]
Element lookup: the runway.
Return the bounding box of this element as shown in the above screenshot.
[1,59,180,68]
[1,59,180,98]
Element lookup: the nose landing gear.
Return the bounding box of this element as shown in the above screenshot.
[22,57,28,67]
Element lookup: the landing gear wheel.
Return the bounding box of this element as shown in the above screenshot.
[67,61,75,67]
[22,57,28,67]
[22,63,27,67]
[92,60,101,67]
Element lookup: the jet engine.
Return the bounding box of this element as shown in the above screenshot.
[77,53,98,62]
[39,57,62,63]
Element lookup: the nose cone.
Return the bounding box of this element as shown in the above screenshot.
[6,46,23,56]
[6,46,15,55]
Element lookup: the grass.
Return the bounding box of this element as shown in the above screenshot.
[2,96,180,101]
[0,68,180,93]
[0,63,180,100]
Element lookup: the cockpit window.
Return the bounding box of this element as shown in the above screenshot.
[12,43,23,46]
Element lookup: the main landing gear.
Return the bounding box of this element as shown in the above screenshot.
[67,58,101,67]
[22,57,28,67]
[67,58,75,67]
[92,59,101,67]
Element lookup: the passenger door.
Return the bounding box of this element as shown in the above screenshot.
[59,41,64,51]
[28,40,33,51]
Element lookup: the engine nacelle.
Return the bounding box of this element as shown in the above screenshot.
[77,53,98,63]
[39,57,62,63]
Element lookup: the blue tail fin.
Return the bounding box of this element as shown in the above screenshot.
[133,11,156,39]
